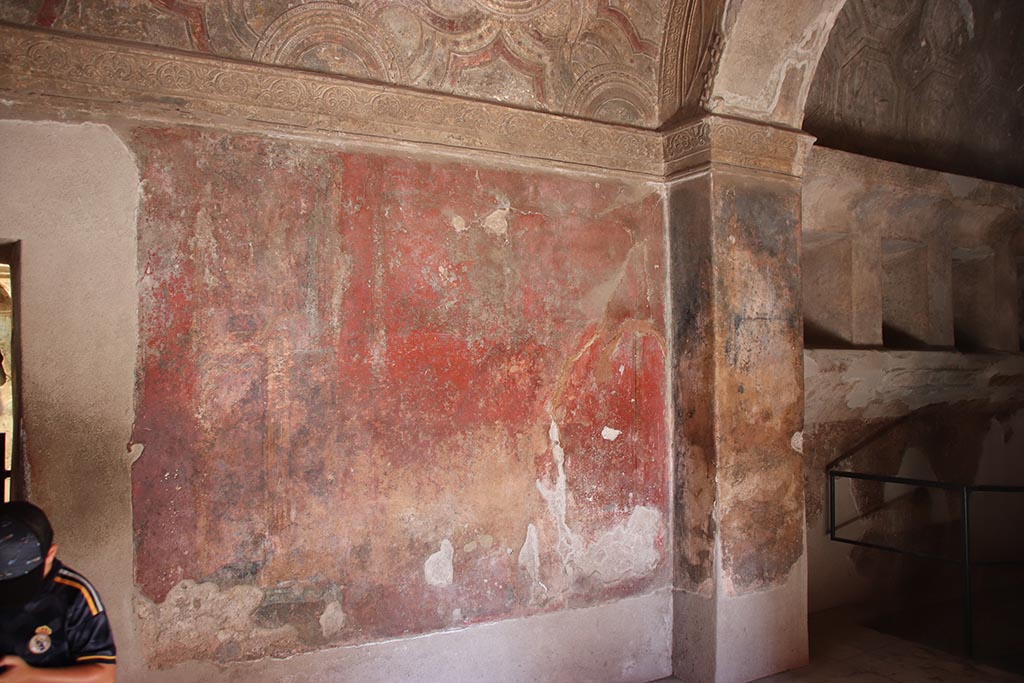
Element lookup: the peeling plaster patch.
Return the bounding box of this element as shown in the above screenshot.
[136,581,297,666]
[452,214,468,232]
[537,420,663,589]
[128,442,145,465]
[790,431,803,454]
[841,354,885,410]
[518,523,546,600]
[577,506,661,584]
[482,207,510,236]
[944,173,980,198]
[955,0,975,39]
[319,600,346,639]
[424,539,454,587]
[580,241,643,319]
[537,420,582,580]
[602,426,622,441]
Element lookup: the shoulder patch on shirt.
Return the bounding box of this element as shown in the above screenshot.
[54,567,105,616]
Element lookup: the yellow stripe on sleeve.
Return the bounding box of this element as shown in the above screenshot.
[76,655,116,663]
[54,576,99,616]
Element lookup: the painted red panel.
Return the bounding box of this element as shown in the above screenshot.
[131,128,668,661]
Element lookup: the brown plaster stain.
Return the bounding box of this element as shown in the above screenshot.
[670,178,717,595]
[713,171,804,594]
[129,127,669,664]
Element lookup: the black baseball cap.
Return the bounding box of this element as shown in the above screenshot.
[0,501,53,608]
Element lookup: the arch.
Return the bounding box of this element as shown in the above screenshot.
[696,0,847,128]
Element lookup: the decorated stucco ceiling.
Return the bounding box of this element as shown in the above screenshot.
[0,0,719,128]
[804,0,1024,187]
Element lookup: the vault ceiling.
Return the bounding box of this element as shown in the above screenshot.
[0,0,720,128]
[804,0,1024,187]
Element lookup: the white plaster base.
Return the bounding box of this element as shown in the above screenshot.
[131,588,672,683]
[715,555,808,683]
[672,589,716,683]
[672,559,808,683]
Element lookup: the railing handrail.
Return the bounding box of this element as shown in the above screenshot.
[829,469,1024,494]
[827,468,1024,659]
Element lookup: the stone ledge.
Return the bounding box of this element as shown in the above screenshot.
[804,349,1024,425]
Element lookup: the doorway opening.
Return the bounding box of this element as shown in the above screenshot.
[0,242,19,502]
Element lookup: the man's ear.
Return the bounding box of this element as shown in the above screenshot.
[44,543,58,575]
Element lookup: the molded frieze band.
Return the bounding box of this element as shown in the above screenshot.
[0,23,811,178]
[663,116,816,179]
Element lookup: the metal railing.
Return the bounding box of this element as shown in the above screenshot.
[828,469,1024,658]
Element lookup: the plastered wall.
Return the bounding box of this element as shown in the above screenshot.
[0,119,141,664]
[800,147,1024,615]
[0,118,674,682]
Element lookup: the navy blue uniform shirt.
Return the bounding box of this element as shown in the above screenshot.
[0,560,116,667]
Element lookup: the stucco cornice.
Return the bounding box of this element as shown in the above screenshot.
[0,23,663,175]
[0,23,813,179]
[664,116,815,179]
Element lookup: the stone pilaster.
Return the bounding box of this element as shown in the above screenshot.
[668,116,814,683]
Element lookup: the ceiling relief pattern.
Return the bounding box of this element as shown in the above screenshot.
[657,0,722,124]
[1,0,726,127]
[804,0,1024,186]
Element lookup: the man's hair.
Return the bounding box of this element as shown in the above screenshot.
[2,501,53,552]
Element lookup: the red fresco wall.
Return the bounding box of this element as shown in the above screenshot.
[129,127,669,663]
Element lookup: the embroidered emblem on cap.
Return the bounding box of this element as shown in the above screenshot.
[28,625,52,654]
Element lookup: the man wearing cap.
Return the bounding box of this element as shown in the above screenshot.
[0,502,116,682]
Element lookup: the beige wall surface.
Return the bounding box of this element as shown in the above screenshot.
[0,119,140,665]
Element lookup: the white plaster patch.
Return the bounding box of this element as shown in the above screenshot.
[482,207,510,236]
[576,506,662,584]
[602,426,622,442]
[451,215,468,232]
[841,353,885,410]
[790,431,803,454]
[424,539,454,587]
[518,523,546,600]
[319,600,346,639]
[128,442,145,465]
[537,419,663,590]
[537,420,581,580]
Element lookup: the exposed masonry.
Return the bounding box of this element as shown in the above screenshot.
[136,581,298,666]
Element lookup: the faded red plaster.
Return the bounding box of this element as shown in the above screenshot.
[130,127,668,663]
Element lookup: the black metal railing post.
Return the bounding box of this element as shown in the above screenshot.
[961,486,973,658]
[829,469,836,541]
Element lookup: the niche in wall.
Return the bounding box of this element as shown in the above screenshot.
[803,231,853,347]
[882,239,929,348]
[952,246,997,352]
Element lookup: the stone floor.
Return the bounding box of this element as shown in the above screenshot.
[651,608,1024,683]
